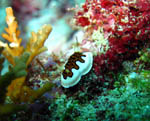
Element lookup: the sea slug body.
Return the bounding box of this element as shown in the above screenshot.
[61,52,93,88]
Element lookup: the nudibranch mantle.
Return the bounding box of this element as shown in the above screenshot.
[61,52,93,88]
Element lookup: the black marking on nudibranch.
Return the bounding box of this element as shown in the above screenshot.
[62,52,86,79]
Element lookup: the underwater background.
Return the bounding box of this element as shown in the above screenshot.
[0,0,150,120]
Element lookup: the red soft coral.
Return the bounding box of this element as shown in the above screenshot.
[74,0,150,85]
[100,0,115,9]
[136,0,150,11]
[77,16,90,27]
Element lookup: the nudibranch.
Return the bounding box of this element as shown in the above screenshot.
[61,52,93,88]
